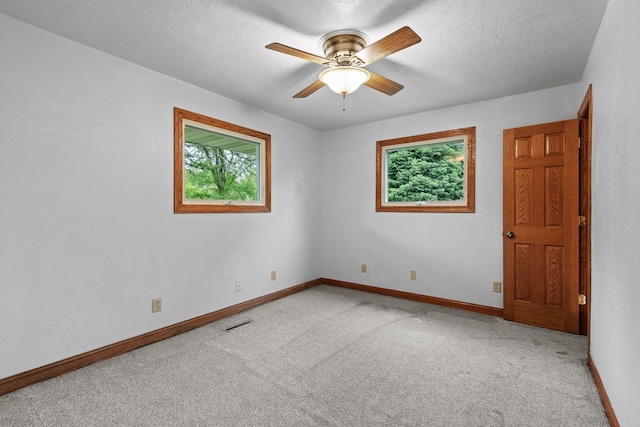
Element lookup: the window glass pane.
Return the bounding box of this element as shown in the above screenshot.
[184,125,259,202]
[386,139,465,203]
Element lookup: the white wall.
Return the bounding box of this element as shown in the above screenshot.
[580,0,640,424]
[0,14,322,379]
[320,84,582,307]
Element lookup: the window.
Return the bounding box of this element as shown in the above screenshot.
[376,127,475,213]
[174,108,271,213]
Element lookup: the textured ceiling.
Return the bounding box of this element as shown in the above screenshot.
[0,0,609,131]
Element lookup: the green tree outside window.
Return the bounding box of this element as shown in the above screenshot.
[386,141,464,202]
[184,141,258,201]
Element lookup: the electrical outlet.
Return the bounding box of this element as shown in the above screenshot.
[152,298,162,313]
[361,264,367,273]
[235,280,242,292]
[493,281,502,293]
[410,270,417,280]
[271,270,277,281]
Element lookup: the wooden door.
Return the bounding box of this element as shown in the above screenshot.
[503,120,579,333]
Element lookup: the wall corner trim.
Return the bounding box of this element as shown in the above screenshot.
[589,354,621,427]
[321,278,503,318]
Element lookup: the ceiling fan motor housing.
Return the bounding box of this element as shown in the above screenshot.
[320,30,368,66]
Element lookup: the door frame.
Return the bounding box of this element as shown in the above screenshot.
[578,85,593,338]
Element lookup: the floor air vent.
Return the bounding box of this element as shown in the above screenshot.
[225,320,252,331]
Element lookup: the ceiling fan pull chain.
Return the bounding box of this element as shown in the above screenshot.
[343,93,346,112]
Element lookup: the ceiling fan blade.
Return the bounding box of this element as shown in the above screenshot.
[266,43,330,65]
[364,71,404,95]
[355,26,421,65]
[293,80,326,98]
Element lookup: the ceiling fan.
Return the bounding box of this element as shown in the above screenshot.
[266,26,421,98]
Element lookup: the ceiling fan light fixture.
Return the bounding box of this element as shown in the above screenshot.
[319,67,370,95]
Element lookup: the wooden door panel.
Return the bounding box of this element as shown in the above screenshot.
[515,137,532,158]
[503,120,579,333]
[545,245,564,306]
[545,133,565,156]
[514,244,532,301]
[514,168,533,225]
[545,167,564,226]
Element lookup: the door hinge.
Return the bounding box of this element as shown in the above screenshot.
[579,216,587,227]
[578,294,587,305]
[578,137,584,148]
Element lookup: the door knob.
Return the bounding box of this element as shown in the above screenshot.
[505,230,515,239]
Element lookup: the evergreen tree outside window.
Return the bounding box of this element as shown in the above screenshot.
[376,127,475,213]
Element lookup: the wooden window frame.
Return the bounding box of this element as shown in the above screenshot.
[376,127,476,213]
[174,107,271,213]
